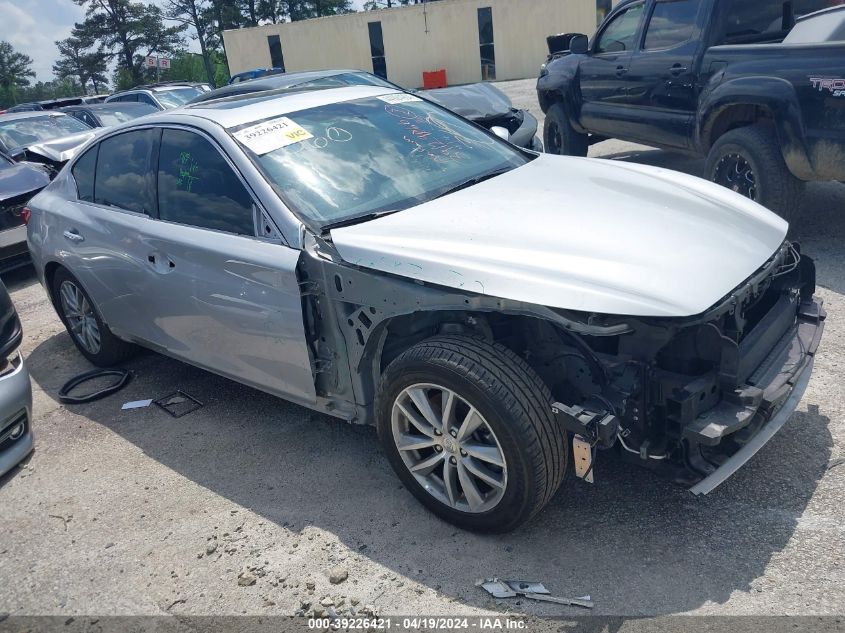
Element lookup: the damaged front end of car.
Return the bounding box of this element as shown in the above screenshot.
[547,241,825,493]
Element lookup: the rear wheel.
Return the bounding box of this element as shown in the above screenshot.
[705,125,804,223]
[543,103,588,157]
[376,335,567,532]
[51,268,137,367]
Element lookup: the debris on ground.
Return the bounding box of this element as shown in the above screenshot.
[237,570,257,586]
[121,399,152,410]
[329,565,348,584]
[476,578,594,609]
[154,390,203,418]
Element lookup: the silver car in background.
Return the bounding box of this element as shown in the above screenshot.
[25,85,824,531]
[0,279,33,477]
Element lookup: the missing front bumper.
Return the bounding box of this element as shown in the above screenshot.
[687,298,825,494]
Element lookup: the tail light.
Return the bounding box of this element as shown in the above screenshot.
[21,207,31,226]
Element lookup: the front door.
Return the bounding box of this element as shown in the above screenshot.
[623,0,703,149]
[578,2,646,137]
[139,127,316,406]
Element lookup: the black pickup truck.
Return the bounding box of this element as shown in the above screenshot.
[537,0,845,219]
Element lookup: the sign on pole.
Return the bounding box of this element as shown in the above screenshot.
[158,57,171,70]
[146,55,157,68]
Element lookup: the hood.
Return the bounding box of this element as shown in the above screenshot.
[0,161,51,203]
[420,83,513,121]
[330,155,788,318]
[13,130,98,163]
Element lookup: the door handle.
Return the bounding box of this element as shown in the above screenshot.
[616,66,628,77]
[670,64,688,76]
[63,230,84,243]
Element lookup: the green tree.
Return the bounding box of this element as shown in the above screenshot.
[73,0,185,86]
[0,41,35,104]
[53,36,109,93]
[164,0,218,85]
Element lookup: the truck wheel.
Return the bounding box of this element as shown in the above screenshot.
[705,125,804,223]
[52,268,138,367]
[544,103,588,157]
[376,335,567,533]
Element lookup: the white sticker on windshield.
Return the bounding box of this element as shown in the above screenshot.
[233,116,313,155]
[377,93,422,104]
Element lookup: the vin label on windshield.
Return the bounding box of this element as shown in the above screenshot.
[233,116,313,154]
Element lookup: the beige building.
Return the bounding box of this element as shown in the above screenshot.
[223,0,615,89]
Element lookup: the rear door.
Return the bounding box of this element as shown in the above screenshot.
[623,0,703,149]
[56,128,160,343]
[579,2,647,136]
[138,126,316,405]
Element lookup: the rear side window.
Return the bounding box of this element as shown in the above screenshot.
[156,129,255,235]
[94,129,156,214]
[721,0,832,43]
[596,3,645,53]
[72,144,98,202]
[644,0,700,49]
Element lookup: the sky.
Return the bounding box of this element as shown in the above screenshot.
[0,0,368,83]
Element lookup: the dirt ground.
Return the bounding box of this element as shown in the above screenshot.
[1,78,843,622]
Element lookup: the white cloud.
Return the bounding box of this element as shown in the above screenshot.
[0,0,86,82]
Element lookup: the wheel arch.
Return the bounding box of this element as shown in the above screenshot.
[697,77,815,180]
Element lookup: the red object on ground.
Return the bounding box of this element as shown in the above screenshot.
[422,69,448,89]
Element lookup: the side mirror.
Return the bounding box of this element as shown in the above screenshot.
[570,34,589,55]
[490,126,510,141]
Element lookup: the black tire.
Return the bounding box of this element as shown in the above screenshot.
[375,335,568,533]
[51,268,137,367]
[543,102,588,157]
[704,124,804,223]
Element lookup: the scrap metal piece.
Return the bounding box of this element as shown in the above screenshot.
[476,579,593,609]
[154,390,203,418]
[523,593,594,609]
[573,435,594,483]
[475,578,517,598]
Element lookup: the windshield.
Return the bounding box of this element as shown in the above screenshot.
[237,95,530,228]
[293,72,397,91]
[155,87,204,108]
[0,115,91,150]
[96,106,156,126]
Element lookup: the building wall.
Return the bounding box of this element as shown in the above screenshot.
[223,0,598,89]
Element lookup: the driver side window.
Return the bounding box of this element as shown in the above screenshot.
[595,3,645,54]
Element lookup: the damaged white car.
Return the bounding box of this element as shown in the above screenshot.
[26,86,825,532]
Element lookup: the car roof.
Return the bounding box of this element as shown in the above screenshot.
[86,102,157,112]
[0,111,72,122]
[193,69,369,104]
[172,84,400,129]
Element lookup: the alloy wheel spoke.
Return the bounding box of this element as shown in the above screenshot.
[442,459,459,508]
[397,402,437,439]
[462,456,505,490]
[407,387,442,432]
[410,451,445,476]
[456,460,484,511]
[456,408,484,442]
[441,391,456,434]
[396,433,437,452]
[461,441,504,467]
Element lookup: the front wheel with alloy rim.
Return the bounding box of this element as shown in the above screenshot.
[704,124,804,224]
[376,335,568,532]
[51,268,138,367]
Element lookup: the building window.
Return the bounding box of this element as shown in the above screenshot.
[477,7,495,80]
[368,21,387,79]
[267,35,285,71]
[597,0,612,25]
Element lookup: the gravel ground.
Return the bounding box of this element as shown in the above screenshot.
[0,78,843,621]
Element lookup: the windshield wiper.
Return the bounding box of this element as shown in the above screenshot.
[321,209,401,234]
[433,167,513,200]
